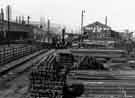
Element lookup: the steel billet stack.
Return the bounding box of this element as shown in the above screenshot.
[55,52,74,82]
[29,54,66,98]
[58,53,74,66]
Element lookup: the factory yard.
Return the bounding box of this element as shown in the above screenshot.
[1,0,135,97]
[0,47,135,98]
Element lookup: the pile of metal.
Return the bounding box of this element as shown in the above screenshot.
[29,52,74,98]
[57,52,74,71]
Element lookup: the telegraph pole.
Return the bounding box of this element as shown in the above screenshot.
[6,5,11,46]
[80,10,85,47]
[0,8,4,40]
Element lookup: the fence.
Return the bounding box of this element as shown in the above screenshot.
[0,45,42,65]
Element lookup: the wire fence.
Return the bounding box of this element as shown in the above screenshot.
[0,45,41,65]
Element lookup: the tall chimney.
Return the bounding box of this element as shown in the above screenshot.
[19,16,21,24]
[16,16,18,23]
[47,19,50,33]
[105,16,107,26]
[1,8,4,22]
[27,16,30,24]
[22,16,25,24]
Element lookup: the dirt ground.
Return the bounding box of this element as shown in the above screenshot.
[0,72,29,98]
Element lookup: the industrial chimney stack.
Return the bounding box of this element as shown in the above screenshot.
[19,16,21,24]
[16,16,18,23]
[47,19,50,33]
[27,16,30,24]
[1,8,4,22]
[105,16,107,26]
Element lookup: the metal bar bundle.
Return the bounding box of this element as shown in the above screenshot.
[29,52,74,98]
[29,55,64,98]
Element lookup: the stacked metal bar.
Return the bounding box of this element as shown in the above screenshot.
[29,52,74,98]
[56,53,74,81]
[58,53,74,68]
[29,55,63,98]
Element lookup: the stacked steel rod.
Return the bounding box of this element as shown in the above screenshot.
[29,52,74,98]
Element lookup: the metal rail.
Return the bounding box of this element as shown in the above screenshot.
[0,50,56,81]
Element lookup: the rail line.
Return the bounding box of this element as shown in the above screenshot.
[0,49,55,81]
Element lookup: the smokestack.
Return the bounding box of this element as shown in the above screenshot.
[19,16,21,24]
[27,16,30,24]
[16,16,18,23]
[47,19,50,33]
[22,16,25,24]
[1,8,4,22]
[105,16,107,26]
[62,28,65,45]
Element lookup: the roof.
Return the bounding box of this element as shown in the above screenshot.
[85,21,111,29]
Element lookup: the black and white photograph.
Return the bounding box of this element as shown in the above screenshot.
[0,0,135,98]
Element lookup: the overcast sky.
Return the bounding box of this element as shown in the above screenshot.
[0,0,135,32]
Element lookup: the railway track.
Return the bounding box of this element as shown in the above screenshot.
[0,49,55,82]
[0,49,55,98]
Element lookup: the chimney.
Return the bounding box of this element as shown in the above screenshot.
[16,16,18,23]
[27,16,30,24]
[19,16,21,24]
[105,16,107,26]
[22,16,25,24]
[47,19,50,33]
[1,8,4,22]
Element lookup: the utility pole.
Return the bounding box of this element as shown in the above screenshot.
[0,8,4,40]
[80,10,85,47]
[6,5,11,46]
[16,16,18,23]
